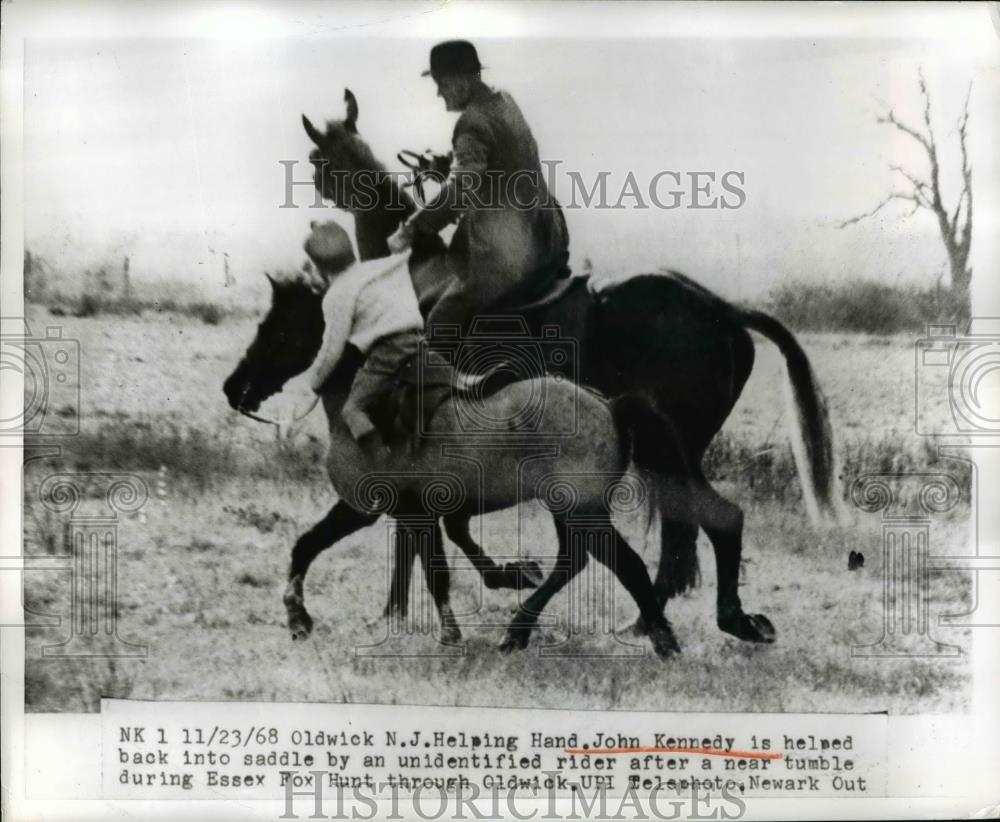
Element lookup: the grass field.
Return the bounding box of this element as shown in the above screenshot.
[22,303,972,714]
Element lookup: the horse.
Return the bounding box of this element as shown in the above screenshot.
[297,89,837,644]
[222,251,744,657]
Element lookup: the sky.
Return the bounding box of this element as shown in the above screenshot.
[17,2,1000,304]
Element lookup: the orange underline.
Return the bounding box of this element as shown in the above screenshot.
[563,747,783,760]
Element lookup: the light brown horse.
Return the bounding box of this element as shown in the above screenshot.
[223,250,727,656]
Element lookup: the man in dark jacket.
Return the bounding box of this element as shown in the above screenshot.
[388,40,570,336]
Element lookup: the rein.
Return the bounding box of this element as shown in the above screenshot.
[398,149,449,206]
[237,389,320,437]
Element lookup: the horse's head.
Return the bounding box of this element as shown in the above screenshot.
[223,264,328,416]
[303,89,386,212]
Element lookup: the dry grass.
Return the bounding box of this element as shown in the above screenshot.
[23,482,971,714]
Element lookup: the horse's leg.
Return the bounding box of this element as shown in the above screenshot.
[443,514,542,590]
[284,500,378,641]
[416,519,462,644]
[630,427,703,636]
[500,513,586,653]
[655,519,700,604]
[385,521,417,621]
[584,510,681,658]
[690,472,775,644]
[631,517,700,637]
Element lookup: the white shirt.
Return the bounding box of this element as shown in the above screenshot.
[306,253,423,393]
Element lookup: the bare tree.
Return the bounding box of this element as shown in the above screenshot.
[839,70,973,318]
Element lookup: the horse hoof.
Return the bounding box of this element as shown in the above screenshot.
[719,612,776,644]
[648,622,681,658]
[288,610,314,641]
[440,624,463,645]
[500,631,529,653]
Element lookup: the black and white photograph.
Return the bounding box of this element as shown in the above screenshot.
[2,2,998,819]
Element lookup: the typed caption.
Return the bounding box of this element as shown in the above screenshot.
[102,700,887,800]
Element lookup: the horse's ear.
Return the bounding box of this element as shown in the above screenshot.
[302,114,324,146]
[265,272,278,290]
[344,89,358,133]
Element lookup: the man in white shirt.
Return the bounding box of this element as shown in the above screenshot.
[304,221,424,455]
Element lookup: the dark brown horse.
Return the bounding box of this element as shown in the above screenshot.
[296,89,837,645]
[223,256,732,656]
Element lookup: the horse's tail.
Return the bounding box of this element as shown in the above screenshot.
[734,308,840,524]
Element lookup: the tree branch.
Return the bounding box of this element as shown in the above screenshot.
[918,68,937,154]
[889,164,933,207]
[836,192,924,229]
[875,109,932,152]
[956,81,973,247]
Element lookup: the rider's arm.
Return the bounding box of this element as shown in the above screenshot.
[304,270,358,392]
[405,116,492,237]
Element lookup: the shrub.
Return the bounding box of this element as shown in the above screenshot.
[764,280,966,334]
[188,301,224,325]
[73,291,101,318]
[50,416,327,489]
[64,290,229,324]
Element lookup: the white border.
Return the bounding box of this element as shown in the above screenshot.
[2,2,999,820]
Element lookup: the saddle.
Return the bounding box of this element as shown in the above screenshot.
[368,275,593,447]
[368,348,523,447]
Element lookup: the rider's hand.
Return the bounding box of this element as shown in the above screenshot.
[387,222,413,254]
